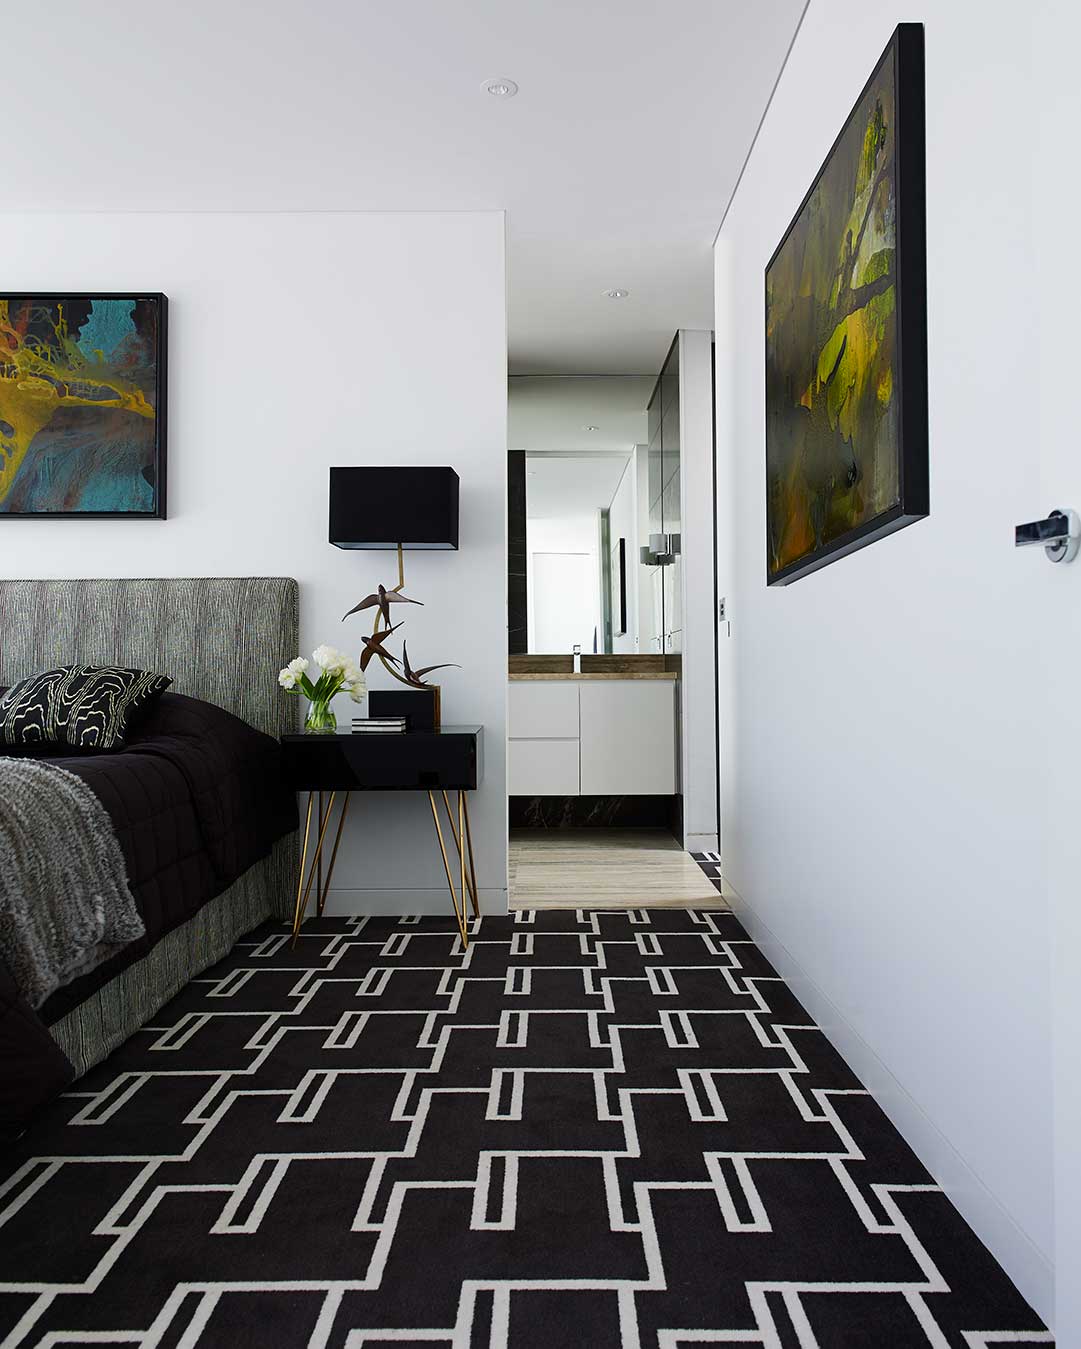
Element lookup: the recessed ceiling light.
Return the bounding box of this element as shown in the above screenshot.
[483,77,518,98]
[602,288,630,299]
[583,425,600,431]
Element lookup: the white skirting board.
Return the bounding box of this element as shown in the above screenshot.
[320,886,509,917]
[719,872,1055,1327]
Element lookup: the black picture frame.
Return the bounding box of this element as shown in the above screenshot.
[764,24,927,585]
[0,292,168,519]
[612,536,627,636]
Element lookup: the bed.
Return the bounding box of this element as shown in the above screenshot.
[0,577,300,1133]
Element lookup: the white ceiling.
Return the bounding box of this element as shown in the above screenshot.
[525,453,632,521]
[3,0,804,376]
[509,377,653,453]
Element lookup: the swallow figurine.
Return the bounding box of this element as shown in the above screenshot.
[342,585,423,628]
[402,641,460,688]
[359,621,404,671]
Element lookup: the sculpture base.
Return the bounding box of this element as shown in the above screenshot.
[368,685,441,731]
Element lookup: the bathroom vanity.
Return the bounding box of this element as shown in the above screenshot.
[508,665,678,796]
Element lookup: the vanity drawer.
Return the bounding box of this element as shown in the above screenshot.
[508,681,580,739]
[508,738,580,796]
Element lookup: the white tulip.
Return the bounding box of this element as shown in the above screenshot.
[287,657,309,676]
[312,644,344,671]
[349,684,367,704]
[278,669,297,689]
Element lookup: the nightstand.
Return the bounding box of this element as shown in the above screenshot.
[280,726,483,946]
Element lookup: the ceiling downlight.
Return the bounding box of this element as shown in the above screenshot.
[483,77,518,98]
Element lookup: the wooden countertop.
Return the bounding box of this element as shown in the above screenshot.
[509,671,677,681]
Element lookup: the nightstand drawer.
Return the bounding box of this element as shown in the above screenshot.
[281,727,482,791]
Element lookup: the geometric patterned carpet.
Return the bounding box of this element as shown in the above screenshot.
[0,908,1051,1347]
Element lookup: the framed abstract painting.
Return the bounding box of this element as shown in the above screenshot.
[765,25,927,585]
[0,293,167,518]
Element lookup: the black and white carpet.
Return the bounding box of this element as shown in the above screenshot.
[0,910,1051,1347]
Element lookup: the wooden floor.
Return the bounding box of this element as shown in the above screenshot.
[508,829,725,910]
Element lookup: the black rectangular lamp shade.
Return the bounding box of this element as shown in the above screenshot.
[329,466,459,550]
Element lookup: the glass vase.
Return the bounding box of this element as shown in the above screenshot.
[304,700,337,734]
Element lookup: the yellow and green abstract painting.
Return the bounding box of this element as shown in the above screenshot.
[0,295,164,516]
[766,51,902,582]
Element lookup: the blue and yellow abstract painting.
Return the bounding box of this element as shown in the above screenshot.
[0,294,166,516]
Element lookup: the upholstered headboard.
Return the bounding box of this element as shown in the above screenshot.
[0,577,299,740]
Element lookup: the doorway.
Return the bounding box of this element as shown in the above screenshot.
[506,360,719,909]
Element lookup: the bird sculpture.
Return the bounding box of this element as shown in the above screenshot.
[342,584,423,628]
[401,642,460,689]
[359,621,404,671]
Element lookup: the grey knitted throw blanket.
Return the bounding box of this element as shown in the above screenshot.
[0,758,144,1009]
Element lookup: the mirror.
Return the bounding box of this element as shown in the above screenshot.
[525,451,628,654]
[508,372,682,657]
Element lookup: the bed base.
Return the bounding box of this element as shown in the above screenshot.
[48,835,295,1077]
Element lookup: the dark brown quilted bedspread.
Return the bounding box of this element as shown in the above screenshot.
[0,692,297,1133]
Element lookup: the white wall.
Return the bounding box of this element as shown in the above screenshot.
[0,211,509,914]
[678,331,718,852]
[1036,3,1081,1338]
[714,2,1054,1322]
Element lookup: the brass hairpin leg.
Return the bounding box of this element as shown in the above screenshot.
[461,791,480,918]
[429,790,469,947]
[317,792,351,917]
[291,790,337,946]
[441,789,480,916]
[459,791,467,937]
[292,792,316,942]
[317,791,323,902]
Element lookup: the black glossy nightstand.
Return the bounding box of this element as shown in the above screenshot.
[280,726,483,946]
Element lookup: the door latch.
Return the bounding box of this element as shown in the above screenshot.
[1015,508,1080,563]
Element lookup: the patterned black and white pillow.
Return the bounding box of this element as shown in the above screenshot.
[0,665,172,751]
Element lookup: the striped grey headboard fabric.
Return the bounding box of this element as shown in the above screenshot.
[0,578,299,739]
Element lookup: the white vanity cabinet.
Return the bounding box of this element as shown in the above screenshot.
[507,738,580,795]
[508,678,677,796]
[508,681,580,739]
[507,681,580,794]
[579,680,676,794]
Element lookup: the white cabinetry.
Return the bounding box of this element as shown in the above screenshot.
[507,680,580,796]
[508,739,579,795]
[579,681,676,795]
[508,681,579,739]
[507,679,677,797]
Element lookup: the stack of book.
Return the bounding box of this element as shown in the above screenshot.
[351,716,407,735]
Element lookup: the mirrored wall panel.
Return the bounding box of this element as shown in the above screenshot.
[507,366,683,657]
